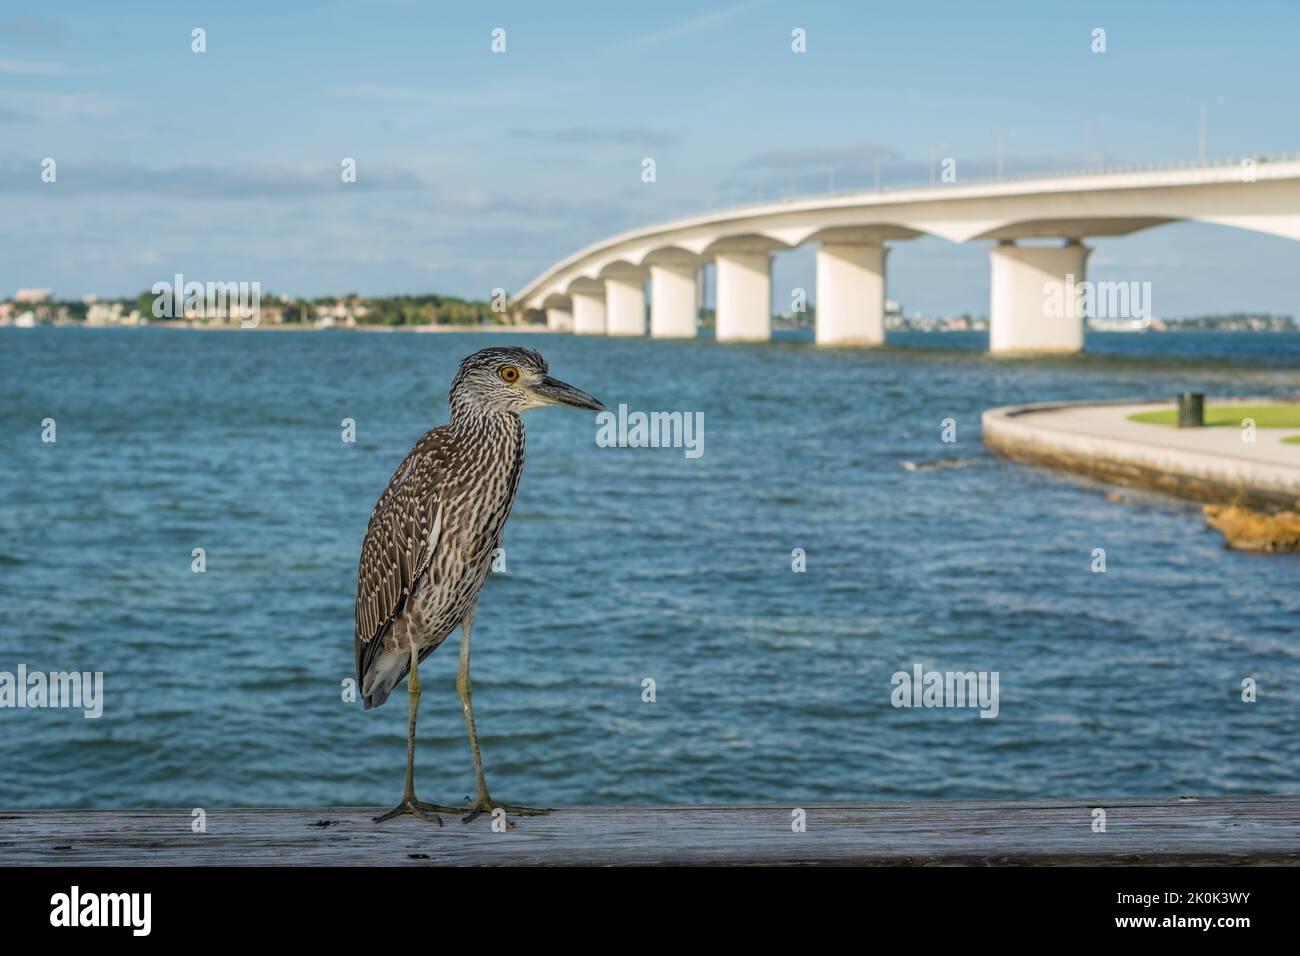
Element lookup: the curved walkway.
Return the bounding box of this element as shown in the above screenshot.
[983,399,1300,510]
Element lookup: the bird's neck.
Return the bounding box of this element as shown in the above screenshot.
[448,407,526,517]
[448,404,524,444]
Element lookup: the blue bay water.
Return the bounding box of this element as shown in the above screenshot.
[0,326,1297,808]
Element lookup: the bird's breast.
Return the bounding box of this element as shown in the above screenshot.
[407,416,524,643]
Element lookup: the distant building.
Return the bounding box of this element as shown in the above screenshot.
[259,303,288,325]
[327,298,368,322]
[86,301,146,326]
[15,288,52,303]
[87,302,125,325]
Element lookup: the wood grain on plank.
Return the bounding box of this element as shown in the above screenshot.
[0,797,1296,866]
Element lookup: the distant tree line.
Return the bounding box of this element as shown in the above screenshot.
[125,291,501,325]
[328,294,503,326]
[1168,312,1295,331]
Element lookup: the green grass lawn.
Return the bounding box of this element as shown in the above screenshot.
[1129,403,1300,429]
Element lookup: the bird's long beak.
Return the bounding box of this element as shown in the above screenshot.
[530,375,605,411]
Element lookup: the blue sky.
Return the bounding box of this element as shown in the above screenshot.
[2,0,1299,316]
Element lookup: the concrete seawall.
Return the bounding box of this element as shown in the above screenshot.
[983,399,1300,511]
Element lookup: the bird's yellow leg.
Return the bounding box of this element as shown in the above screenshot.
[456,614,551,825]
[373,642,443,825]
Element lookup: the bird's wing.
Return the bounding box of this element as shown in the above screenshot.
[354,448,442,683]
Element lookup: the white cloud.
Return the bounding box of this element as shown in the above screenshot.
[0,90,118,118]
[627,0,767,48]
[0,59,69,76]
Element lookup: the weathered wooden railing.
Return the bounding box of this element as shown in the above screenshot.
[2,796,1296,865]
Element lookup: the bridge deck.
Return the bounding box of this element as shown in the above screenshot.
[2,796,1297,866]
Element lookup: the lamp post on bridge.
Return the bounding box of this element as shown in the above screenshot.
[996,131,1015,179]
[1198,96,1224,166]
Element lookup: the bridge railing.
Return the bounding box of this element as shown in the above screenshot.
[706,150,1300,216]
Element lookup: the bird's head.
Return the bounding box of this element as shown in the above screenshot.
[448,346,604,417]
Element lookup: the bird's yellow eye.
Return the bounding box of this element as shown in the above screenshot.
[499,365,520,383]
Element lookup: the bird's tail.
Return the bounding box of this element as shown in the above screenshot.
[361,649,409,710]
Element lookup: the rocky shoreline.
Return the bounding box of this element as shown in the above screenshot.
[1203,505,1300,553]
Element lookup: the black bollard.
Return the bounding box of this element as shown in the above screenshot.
[1177,392,1205,428]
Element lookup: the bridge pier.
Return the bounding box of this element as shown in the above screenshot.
[648,255,698,338]
[715,251,772,342]
[815,241,887,346]
[569,280,606,335]
[545,305,573,332]
[572,293,605,335]
[604,270,647,336]
[988,240,1091,353]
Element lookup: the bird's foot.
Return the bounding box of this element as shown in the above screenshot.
[461,795,552,825]
[372,796,445,825]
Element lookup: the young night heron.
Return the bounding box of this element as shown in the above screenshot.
[355,346,603,824]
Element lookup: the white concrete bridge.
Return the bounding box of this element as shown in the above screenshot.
[512,156,1300,353]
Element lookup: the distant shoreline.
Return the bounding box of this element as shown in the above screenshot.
[1,321,558,333]
[5,322,1300,336]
